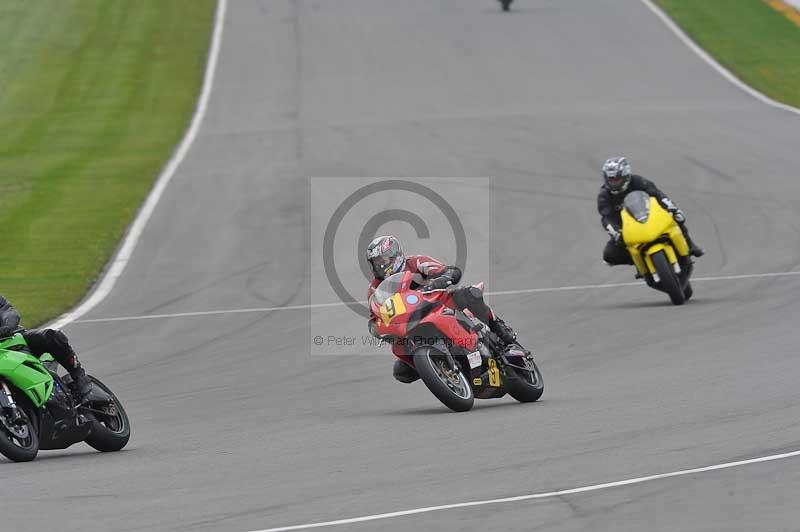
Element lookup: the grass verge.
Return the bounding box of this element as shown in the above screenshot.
[653,0,800,108]
[0,1,216,325]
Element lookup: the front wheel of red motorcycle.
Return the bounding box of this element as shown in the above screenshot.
[413,346,474,412]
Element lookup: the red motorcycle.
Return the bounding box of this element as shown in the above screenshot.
[369,271,544,412]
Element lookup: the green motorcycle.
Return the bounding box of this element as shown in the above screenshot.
[0,333,130,462]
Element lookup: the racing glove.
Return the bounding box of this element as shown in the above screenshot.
[0,326,15,339]
[422,276,453,292]
[661,198,686,223]
[606,224,622,244]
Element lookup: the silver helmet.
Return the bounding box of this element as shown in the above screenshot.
[366,235,405,280]
[602,156,632,195]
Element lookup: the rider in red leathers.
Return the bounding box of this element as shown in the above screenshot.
[366,235,517,383]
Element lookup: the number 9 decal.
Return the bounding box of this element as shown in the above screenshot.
[380,294,407,326]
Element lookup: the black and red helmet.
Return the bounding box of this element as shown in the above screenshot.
[366,235,405,280]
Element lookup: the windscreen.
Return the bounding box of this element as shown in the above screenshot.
[623,191,651,222]
[370,272,405,307]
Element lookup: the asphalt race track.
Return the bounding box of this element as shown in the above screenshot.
[4,1,800,531]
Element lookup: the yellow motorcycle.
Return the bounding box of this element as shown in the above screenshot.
[620,190,693,305]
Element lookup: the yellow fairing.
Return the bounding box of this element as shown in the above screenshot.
[641,243,678,273]
[621,197,690,275]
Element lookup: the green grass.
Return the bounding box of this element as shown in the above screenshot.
[654,0,800,108]
[0,0,216,325]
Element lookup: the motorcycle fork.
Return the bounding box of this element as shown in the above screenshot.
[0,379,24,423]
[428,340,462,376]
[434,342,460,373]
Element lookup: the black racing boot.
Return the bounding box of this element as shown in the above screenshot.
[689,241,705,258]
[69,367,92,403]
[393,359,420,384]
[488,317,517,347]
[679,225,705,258]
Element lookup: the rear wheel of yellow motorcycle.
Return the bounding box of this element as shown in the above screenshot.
[653,251,685,305]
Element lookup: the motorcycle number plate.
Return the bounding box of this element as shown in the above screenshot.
[467,351,482,369]
[380,293,407,326]
[488,358,501,387]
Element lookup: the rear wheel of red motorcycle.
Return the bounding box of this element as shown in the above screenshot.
[413,347,474,412]
[507,358,544,403]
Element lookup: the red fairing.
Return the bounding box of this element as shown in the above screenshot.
[369,271,478,367]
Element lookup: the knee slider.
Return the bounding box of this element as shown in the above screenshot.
[466,285,484,303]
[451,286,483,308]
[603,241,623,263]
[450,286,468,308]
[46,329,71,349]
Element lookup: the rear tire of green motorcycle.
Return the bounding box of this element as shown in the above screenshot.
[85,377,130,452]
[653,251,685,305]
[0,391,39,462]
[413,347,474,412]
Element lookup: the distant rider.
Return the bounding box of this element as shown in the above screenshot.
[366,235,517,384]
[0,295,92,401]
[598,157,704,266]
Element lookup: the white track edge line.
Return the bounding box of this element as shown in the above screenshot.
[71,270,800,324]
[51,0,798,329]
[249,448,800,532]
[48,0,800,330]
[640,0,800,116]
[46,0,228,330]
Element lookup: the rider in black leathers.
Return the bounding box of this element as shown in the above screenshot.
[0,295,92,401]
[598,157,704,266]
